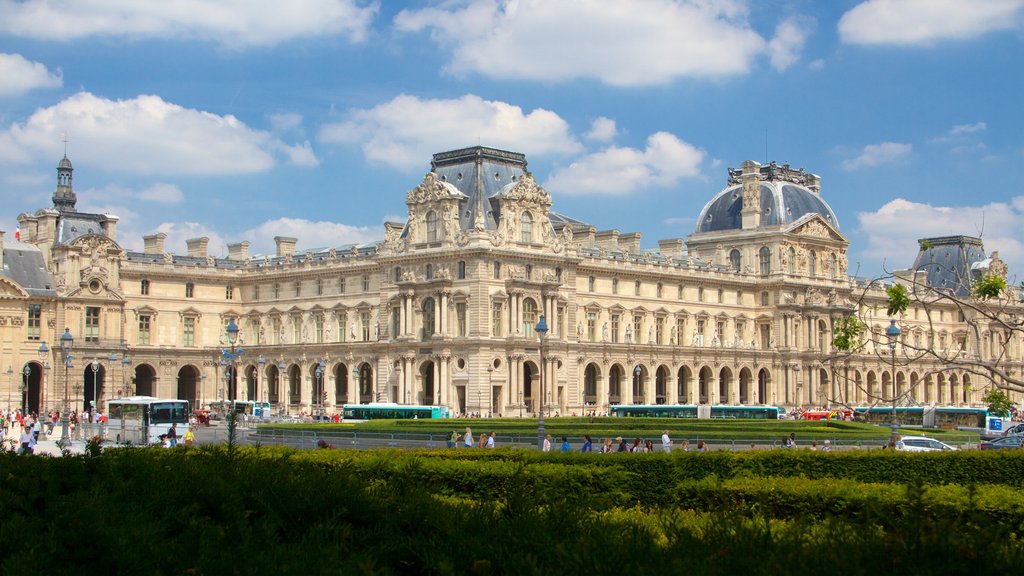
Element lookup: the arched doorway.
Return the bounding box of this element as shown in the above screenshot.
[718,367,733,405]
[608,364,623,405]
[133,364,156,397]
[758,368,770,405]
[288,365,301,409]
[655,365,669,405]
[267,364,281,406]
[246,365,258,402]
[739,368,752,404]
[583,363,599,407]
[19,362,43,414]
[522,361,537,414]
[334,363,349,405]
[420,361,435,405]
[677,366,692,404]
[632,365,646,404]
[176,365,200,409]
[698,366,712,404]
[356,363,373,404]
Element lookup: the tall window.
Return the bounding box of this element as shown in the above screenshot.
[717,289,724,303]
[808,250,817,277]
[183,316,195,346]
[788,247,796,274]
[185,282,194,298]
[360,311,370,341]
[494,261,501,279]
[253,284,260,300]
[138,314,151,345]
[525,264,532,281]
[337,311,347,343]
[587,312,597,342]
[426,264,433,280]
[759,247,772,275]
[634,280,641,296]
[273,283,280,299]
[85,306,100,343]
[588,276,595,292]
[361,275,369,292]
[492,302,502,336]
[656,317,665,345]
[423,299,436,338]
[141,279,150,295]
[338,277,346,293]
[656,283,663,298]
[314,315,324,343]
[698,287,704,302]
[612,278,618,294]
[316,279,323,295]
[611,314,620,343]
[678,284,684,300]
[294,281,301,297]
[225,285,234,300]
[272,317,281,345]
[522,299,537,338]
[520,211,533,243]
[426,210,439,242]
[292,317,301,343]
[458,261,466,279]
[390,307,400,339]
[27,304,41,341]
[456,303,467,337]
[633,315,643,343]
[729,249,741,271]
[676,318,686,344]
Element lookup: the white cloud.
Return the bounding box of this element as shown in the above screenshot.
[0,92,316,175]
[857,197,1024,280]
[319,93,581,170]
[545,132,705,196]
[0,53,62,97]
[585,117,617,142]
[808,58,825,70]
[839,0,1024,46]
[268,112,304,133]
[395,0,776,86]
[137,183,186,203]
[274,140,320,167]
[950,122,987,135]
[768,16,814,71]
[842,142,912,171]
[241,217,382,255]
[0,0,378,48]
[149,222,229,257]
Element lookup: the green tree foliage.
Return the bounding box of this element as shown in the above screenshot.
[983,387,1015,417]
[886,283,910,316]
[974,274,1007,300]
[831,316,866,352]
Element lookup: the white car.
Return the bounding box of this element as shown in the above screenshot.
[898,436,957,452]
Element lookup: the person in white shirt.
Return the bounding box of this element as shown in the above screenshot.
[661,430,673,453]
[485,432,495,449]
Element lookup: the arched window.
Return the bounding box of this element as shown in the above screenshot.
[522,298,538,338]
[520,211,533,243]
[729,249,741,272]
[759,247,771,275]
[426,210,439,242]
[788,247,796,274]
[808,250,817,277]
[422,298,435,339]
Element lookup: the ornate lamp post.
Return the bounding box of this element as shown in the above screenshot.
[886,319,901,444]
[22,364,31,414]
[352,365,360,404]
[535,314,548,450]
[315,359,326,417]
[90,358,100,415]
[38,341,48,411]
[220,319,245,418]
[634,365,642,405]
[121,353,132,396]
[276,360,286,414]
[257,354,267,414]
[59,328,74,443]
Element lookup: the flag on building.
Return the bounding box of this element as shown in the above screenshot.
[14,224,20,241]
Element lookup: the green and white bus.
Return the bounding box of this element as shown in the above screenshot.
[342,403,450,420]
[107,396,190,444]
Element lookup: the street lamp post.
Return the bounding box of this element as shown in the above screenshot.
[107,352,118,398]
[38,341,49,411]
[22,364,31,414]
[220,319,245,419]
[59,328,74,443]
[121,353,131,396]
[90,358,100,416]
[276,360,286,415]
[352,365,360,404]
[535,314,548,450]
[886,319,901,444]
[315,360,326,417]
[257,355,267,414]
[634,365,642,405]
[5,366,12,411]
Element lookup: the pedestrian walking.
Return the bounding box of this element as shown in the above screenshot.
[661,430,673,453]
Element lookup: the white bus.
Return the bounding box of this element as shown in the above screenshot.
[107,396,190,445]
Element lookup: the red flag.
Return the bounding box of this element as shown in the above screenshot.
[14,225,20,241]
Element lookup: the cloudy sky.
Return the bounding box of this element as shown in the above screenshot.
[1,0,1022,279]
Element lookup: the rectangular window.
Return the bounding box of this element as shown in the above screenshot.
[458,261,466,279]
[611,314,620,343]
[138,314,151,345]
[587,312,597,342]
[678,284,684,300]
[27,304,41,341]
[185,282,194,298]
[558,305,567,338]
[316,279,323,296]
[253,284,260,300]
[656,283,663,298]
[716,321,725,344]
[676,318,686,345]
[634,280,641,296]
[633,315,642,342]
[612,278,618,294]
[456,303,467,337]
[141,279,150,295]
[183,316,195,347]
[360,311,371,341]
[718,289,724,303]
[273,284,280,299]
[226,285,234,300]
[315,315,324,343]
[494,261,501,280]
[338,312,347,343]
[656,317,664,345]
[391,307,400,339]
[338,277,346,294]
[294,281,301,297]
[250,320,260,345]
[271,318,281,345]
[588,276,595,292]
[492,303,502,336]
[698,287,704,302]
[292,317,301,343]
[361,275,369,292]
[761,291,769,306]
[85,306,100,343]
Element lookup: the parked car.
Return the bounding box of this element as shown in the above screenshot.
[979,435,1024,450]
[898,436,956,452]
[981,422,1024,441]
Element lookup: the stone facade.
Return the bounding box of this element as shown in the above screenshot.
[3,147,1021,417]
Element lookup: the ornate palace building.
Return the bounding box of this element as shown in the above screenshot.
[2,146,1020,416]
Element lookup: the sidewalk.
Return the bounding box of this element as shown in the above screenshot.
[33,438,87,456]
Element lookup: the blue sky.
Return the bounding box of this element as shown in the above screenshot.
[0,0,1022,280]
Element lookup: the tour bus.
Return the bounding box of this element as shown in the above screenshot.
[853,406,989,429]
[342,403,450,420]
[610,405,783,420]
[106,396,190,445]
[207,400,271,418]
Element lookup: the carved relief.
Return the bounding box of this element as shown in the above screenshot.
[800,220,830,239]
[406,172,457,204]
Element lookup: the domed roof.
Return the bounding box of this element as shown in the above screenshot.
[58,155,73,170]
[695,162,838,234]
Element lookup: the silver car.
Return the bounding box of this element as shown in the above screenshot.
[898,436,957,452]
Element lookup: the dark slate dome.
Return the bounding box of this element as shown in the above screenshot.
[695,162,839,233]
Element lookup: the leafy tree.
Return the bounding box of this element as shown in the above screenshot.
[885,283,909,316]
[974,274,1007,300]
[983,387,1014,417]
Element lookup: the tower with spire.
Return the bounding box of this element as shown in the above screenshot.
[52,154,77,213]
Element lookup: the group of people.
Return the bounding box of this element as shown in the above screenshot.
[447,427,496,448]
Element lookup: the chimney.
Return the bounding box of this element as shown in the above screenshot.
[227,241,250,261]
[143,233,166,254]
[594,230,620,252]
[186,237,209,258]
[659,238,684,258]
[619,232,641,255]
[275,236,297,258]
[99,214,119,240]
